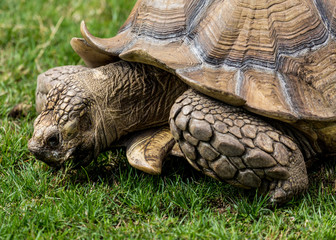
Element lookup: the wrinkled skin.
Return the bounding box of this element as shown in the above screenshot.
[28,61,187,167]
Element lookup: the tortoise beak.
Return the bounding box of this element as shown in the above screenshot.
[28,138,58,167]
[28,137,75,167]
[28,138,42,157]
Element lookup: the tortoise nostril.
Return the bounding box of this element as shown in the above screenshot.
[28,139,39,153]
[46,133,60,148]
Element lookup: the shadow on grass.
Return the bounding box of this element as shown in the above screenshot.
[44,147,336,217]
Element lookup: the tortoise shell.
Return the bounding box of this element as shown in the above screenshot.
[71,0,336,123]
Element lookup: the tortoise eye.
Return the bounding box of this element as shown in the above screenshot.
[46,133,60,148]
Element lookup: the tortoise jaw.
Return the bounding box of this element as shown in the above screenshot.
[29,144,94,169]
[28,138,77,167]
[69,146,95,168]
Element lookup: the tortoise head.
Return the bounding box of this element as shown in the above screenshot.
[28,82,97,168]
[28,61,188,168]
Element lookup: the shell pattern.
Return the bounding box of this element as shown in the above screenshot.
[71,0,336,123]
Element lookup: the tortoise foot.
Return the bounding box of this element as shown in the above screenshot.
[169,89,308,204]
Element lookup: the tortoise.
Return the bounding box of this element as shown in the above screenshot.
[28,0,336,204]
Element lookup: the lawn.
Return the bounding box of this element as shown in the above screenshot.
[1,0,336,239]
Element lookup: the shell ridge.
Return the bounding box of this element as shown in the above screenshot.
[185,0,213,37]
[313,0,336,36]
[226,1,254,69]
[276,72,299,118]
[235,69,244,96]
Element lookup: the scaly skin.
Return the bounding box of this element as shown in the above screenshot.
[29,60,187,167]
[35,65,89,113]
[169,89,310,204]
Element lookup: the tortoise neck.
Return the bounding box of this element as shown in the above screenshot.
[82,61,187,150]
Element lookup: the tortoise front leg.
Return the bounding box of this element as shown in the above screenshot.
[36,65,89,113]
[169,89,308,204]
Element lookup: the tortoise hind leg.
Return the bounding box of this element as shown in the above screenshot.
[169,89,308,204]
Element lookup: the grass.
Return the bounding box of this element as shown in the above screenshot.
[1,0,336,239]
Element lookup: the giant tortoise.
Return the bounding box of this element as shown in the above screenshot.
[29,0,336,204]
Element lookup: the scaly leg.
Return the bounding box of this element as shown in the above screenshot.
[169,89,308,204]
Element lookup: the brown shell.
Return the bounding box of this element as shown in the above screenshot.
[71,0,336,123]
